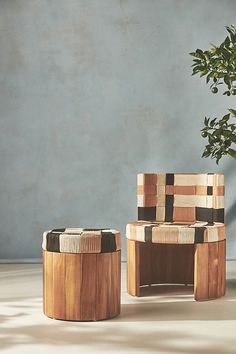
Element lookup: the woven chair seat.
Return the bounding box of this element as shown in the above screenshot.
[126,220,225,244]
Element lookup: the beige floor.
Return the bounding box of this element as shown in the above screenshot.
[0,263,236,354]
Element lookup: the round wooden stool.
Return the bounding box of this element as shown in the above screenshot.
[42,228,121,321]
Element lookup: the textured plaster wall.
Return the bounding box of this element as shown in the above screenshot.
[0,0,236,260]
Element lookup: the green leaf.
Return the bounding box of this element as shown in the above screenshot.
[226,26,234,35]
[210,118,217,127]
[224,76,230,85]
[196,49,203,54]
[228,108,236,116]
[191,26,236,164]
[193,59,201,62]
[226,26,236,41]
[192,65,202,72]
[228,148,236,158]
[222,113,230,122]
[202,150,211,158]
[200,70,208,77]
[225,36,230,47]
[189,52,198,57]
[204,117,209,126]
[206,73,212,83]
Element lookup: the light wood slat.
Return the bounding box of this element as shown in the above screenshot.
[43,250,54,318]
[218,240,226,297]
[96,253,111,320]
[65,253,81,320]
[80,254,96,320]
[194,243,209,300]
[126,239,140,296]
[139,242,152,286]
[208,242,219,299]
[53,252,66,319]
[110,251,121,318]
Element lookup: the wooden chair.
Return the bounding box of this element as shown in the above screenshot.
[126,173,226,301]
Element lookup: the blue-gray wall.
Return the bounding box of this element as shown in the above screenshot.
[0,0,236,261]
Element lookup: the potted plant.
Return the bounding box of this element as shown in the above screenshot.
[190,25,236,164]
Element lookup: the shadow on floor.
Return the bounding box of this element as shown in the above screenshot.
[118,299,236,322]
[124,278,236,298]
[0,280,236,353]
[0,314,236,354]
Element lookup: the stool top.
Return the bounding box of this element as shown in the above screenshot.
[42,228,121,254]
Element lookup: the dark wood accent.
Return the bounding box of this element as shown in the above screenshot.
[138,242,194,286]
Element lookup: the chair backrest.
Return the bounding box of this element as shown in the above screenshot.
[137,173,224,223]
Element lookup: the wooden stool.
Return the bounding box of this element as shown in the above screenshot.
[42,228,121,321]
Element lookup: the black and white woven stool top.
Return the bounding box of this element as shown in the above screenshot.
[42,228,121,254]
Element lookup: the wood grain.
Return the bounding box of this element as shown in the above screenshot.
[218,239,226,297]
[127,241,194,297]
[53,252,66,319]
[194,243,209,300]
[43,250,53,318]
[126,240,225,301]
[151,244,194,285]
[126,239,140,296]
[139,242,152,286]
[43,250,121,321]
[96,253,111,320]
[80,254,96,320]
[194,240,226,301]
[208,242,219,299]
[110,251,121,317]
[65,253,81,320]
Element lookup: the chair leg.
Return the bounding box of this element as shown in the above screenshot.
[194,240,226,301]
[126,239,140,296]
